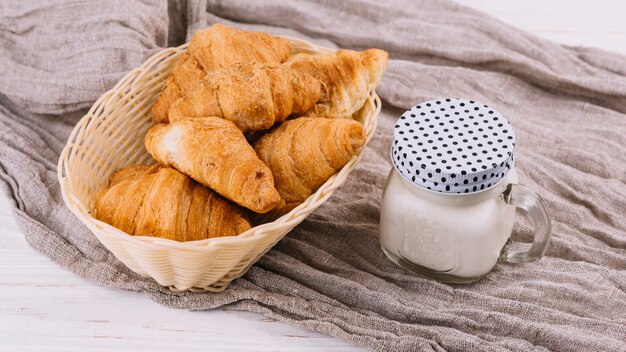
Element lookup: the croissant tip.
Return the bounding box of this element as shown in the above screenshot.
[348,123,367,151]
[237,216,253,234]
[150,104,168,124]
[363,49,389,70]
[251,184,282,214]
[365,48,389,60]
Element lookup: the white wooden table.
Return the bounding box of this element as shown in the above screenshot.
[2,1,625,350]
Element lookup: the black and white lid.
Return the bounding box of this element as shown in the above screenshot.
[391,98,516,194]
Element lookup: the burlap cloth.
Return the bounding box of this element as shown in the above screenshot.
[1,1,625,350]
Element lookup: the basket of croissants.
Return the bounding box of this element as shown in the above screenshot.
[58,24,388,292]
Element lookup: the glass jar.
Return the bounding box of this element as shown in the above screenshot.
[379,98,551,283]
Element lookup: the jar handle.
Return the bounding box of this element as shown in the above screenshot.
[501,184,552,264]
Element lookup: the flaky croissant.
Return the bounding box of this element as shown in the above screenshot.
[189,23,291,72]
[151,24,292,123]
[145,117,282,213]
[254,117,366,214]
[288,48,388,119]
[94,164,251,241]
[168,63,325,132]
[151,53,206,123]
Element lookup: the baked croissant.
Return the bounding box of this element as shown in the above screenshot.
[151,24,292,123]
[254,117,366,214]
[145,117,282,213]
[94,164,251,241]
[151,53,206,123]
[288,49,388,119]
[168,63,326,132]
[189,23,291,72]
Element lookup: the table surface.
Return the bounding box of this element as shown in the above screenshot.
[2,1,625,351]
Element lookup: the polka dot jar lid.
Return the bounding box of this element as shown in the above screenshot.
[391,98,516,194]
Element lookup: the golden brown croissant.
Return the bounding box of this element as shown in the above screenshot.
[254,117,366,214]
[151,24,292,123]
[94,164,251,241]
[168,63,325,132]
[288,48,388,119]
[151,53,206,123]
[189,23,291,72]
[145,117,282,213]
[151,78,180,124]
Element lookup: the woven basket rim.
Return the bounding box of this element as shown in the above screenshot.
[57,35,381,251]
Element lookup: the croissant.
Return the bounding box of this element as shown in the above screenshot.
[254,117,366,214]
[168,63,325,132]
[145,117,282,213]
[189,23,291,72]
[151,24,292,123]
[288,48,388,119]
[151,53,206,123]
[94,164,251,241]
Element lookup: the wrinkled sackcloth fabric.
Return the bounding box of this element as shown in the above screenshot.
[1,0,625,351]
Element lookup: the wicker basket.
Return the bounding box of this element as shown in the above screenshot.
[57,36,382,292]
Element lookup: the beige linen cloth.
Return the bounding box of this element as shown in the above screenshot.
[1,0,625,350]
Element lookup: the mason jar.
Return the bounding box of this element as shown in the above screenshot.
[379,98,551,283]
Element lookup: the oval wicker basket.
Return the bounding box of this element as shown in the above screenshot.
[57,36,381,292]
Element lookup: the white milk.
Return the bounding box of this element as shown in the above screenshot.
[379,168,518,280]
